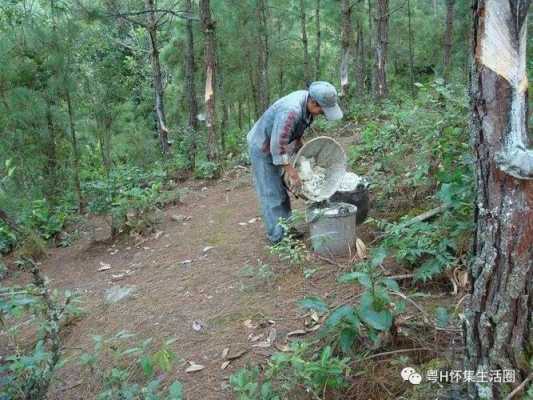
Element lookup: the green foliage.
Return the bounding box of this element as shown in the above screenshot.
[79,333,183,400]
[0,259,83,399]
[239,259,275,290]
[20,199,73,241]
[83,166,169,236]
[230,341,350,399]
[193,159,220,179]
[435,306,449,329]
[299,250,405,355]
[0,222,17,254]
[269,218,307,266]
[348,81,473,281]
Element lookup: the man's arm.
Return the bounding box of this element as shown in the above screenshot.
[270,109,302,190]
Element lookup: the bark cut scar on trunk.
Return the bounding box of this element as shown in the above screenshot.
[479,0,532,180]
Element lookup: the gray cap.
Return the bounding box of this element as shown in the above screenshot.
[309,81,343,121]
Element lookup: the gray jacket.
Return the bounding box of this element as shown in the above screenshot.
[247,90,313,165]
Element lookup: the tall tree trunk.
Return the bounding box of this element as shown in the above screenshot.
[65,88,84,213]
[256,0,270,114]
[237,100,242,130]
[45,101,58,205]
[443,0,455,82]
[299,0,310,84]
[465,1,532,400]
[277,16,285,96]
[218,52,228,150]
[98,116,113,176]
[366,0,373,94]
[200,0,218,162]
[407,0,415,97]
[184,0,198,168]
[340,0,354,99]
[145,0,169,155]
[315,0,321,80]
[247,59,260,118]
[355,20,365,93]
[374,0,389,100]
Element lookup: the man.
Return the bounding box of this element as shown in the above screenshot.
[247,81,343,244]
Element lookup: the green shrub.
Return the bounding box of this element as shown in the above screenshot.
[79,332,183,400]
[230,341,350,399]
[193,159,220,179]
[299,249,405,355]
[0,259,83,399]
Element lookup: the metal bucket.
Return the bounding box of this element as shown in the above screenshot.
[307,202,357,257]
[291,136,347,202]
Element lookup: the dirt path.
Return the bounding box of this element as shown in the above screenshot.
[39,167,355,399]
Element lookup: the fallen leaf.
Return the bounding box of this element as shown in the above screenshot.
[248,333,264,342]
[311,311,319,322]
[238,222,248,226]
[179,259,193,265]
[305,324,321,332]
[221,361,231,370]
[221,347,229,359]
[252,328,277,348]
[98,262,111,272]
[111,273,125,280]
[252,341,272,348]
[243,319,257,329]
[185,362,205,373]
[356,238,368,259]
[227,349,248,360]
[171,214,191,223]
[274,344,290,352]
[154,231,164,239]
[202,246,215,253]
[287,329,307,337]
[248,218,257,224]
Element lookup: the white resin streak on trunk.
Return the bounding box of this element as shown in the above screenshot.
[482,0,533,179]
[480,0,527,89]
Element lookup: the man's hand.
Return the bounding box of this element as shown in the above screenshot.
[295,137,305,152]
[283,164,302,192]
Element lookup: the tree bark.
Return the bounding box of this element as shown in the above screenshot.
[407,0,415,97]
[237,100,242,130]
[299,0,310,84]
[218,52,228,150]
[355,19,365,94]
[200,0,218,162]
[65,88,84,213]
[315,0,321,80]
[45,101,58,205]
[184,0,198,167]
[256,0,270,114]
[145,0,169,155]
[443,0,455,82]
[374,0,389,100]
[465,1,532,399]
[367,0,373,94]
[340,0,354,99]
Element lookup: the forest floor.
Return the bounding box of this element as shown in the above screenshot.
[3,137,463,400]
[42,167,364,400]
